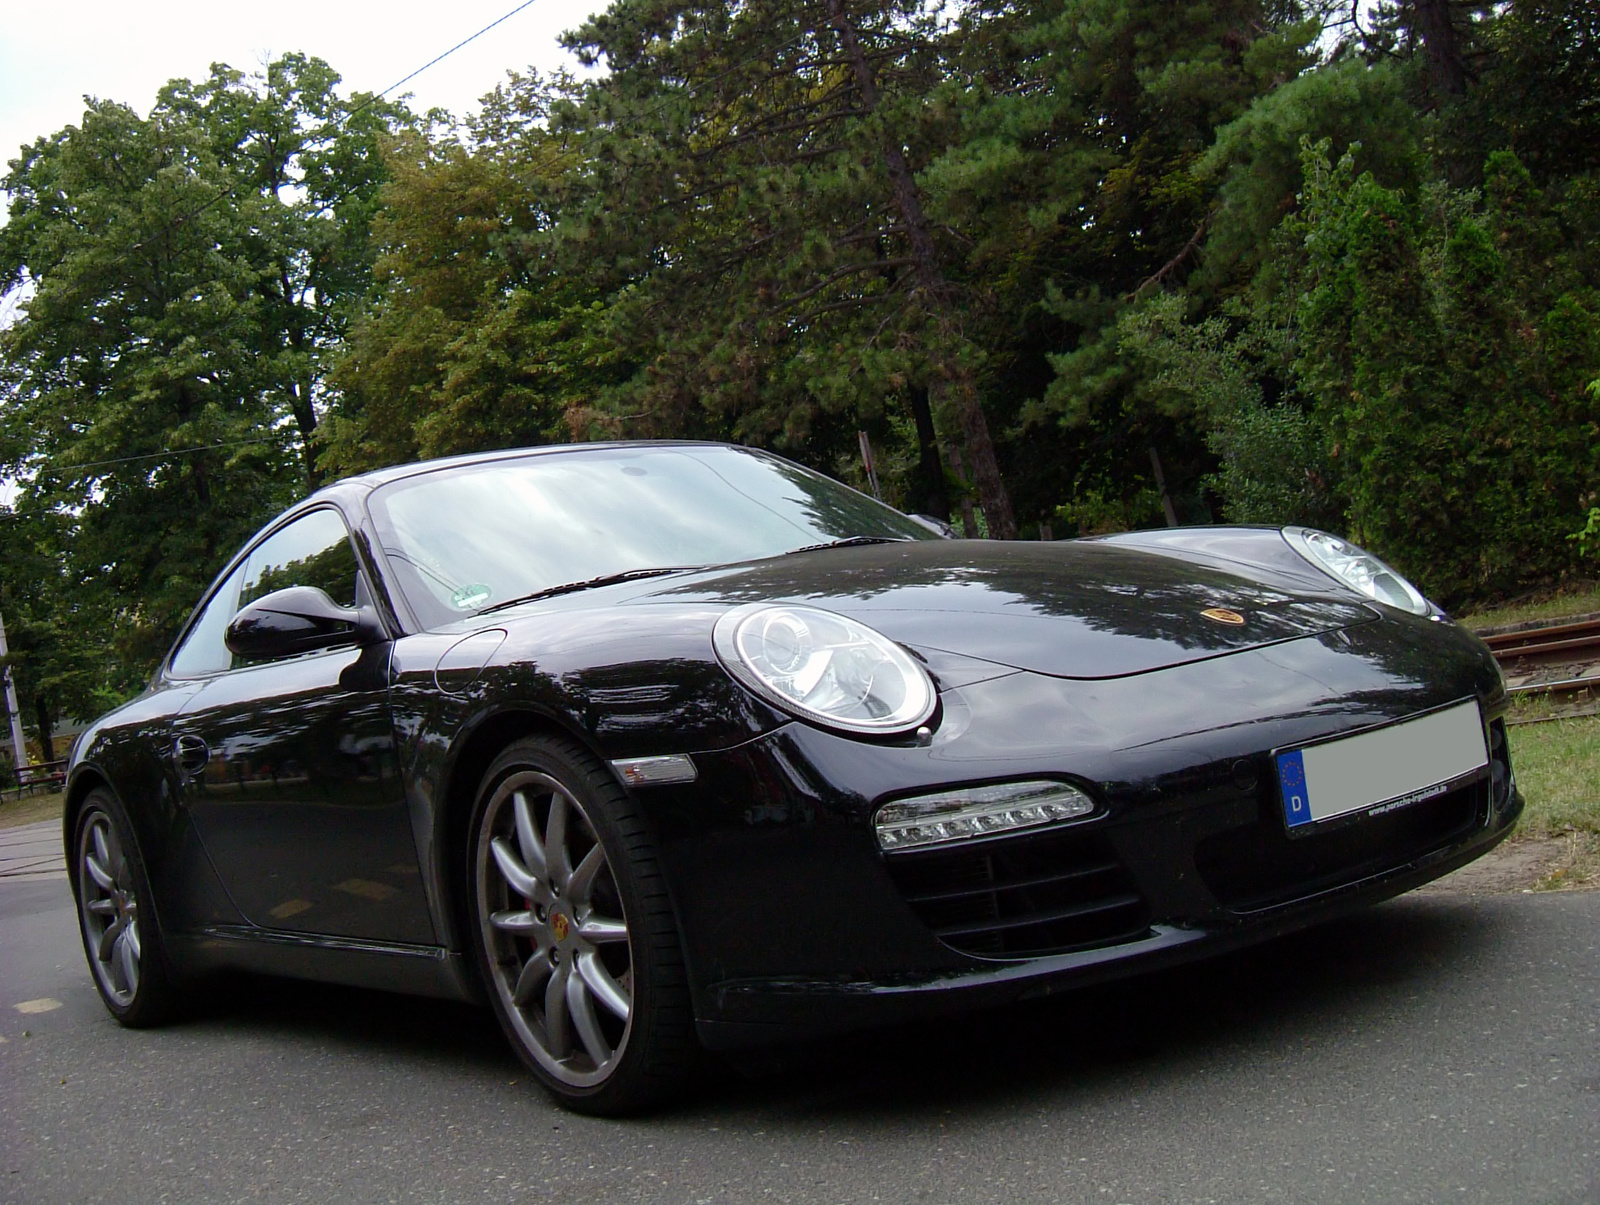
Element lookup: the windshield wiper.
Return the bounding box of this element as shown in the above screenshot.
[476,567,699,615]
[783,536,911,556]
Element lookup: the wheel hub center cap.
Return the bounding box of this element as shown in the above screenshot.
[550,911,571,944]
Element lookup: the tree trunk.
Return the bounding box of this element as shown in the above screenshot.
[282,266,323,490]
[946,444,981,539]
[293,375,322,490]
[34,694,54,764]
[1409,0,1469,99]
[907,385,950,521]
[1148,446,1179,527]
[822,0,1017,538]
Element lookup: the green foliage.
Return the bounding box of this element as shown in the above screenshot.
[1470,0,1600,184]
[321,78,625,476]
[1285,141,1600,605]
[1570,378,1600,558]
[1200,58,1426,288]
[557,0,1017,528]
[969,0,1325,527]
[0,56,416,684]
[1113,293,1339,525]
[0,508,134,730]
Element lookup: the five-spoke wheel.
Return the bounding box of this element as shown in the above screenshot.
[470,736,695,1114]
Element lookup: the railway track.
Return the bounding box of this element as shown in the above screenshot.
[1475,613,1600,717]
[1481,613,1600,665]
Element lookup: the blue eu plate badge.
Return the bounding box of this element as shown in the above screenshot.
[1277,749,1311,828]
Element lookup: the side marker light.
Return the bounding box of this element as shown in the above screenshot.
[611,754,698,787]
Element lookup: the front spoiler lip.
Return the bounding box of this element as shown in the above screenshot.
[695,796,1520,1050]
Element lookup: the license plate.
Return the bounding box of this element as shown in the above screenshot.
[1276,701,1487,831]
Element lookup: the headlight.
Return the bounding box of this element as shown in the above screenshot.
[1283,527,1431,615]
[712,604,936,735]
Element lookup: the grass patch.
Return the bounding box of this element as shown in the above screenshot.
[0,790,63,832]
[1459,582,1600,631]
[1507,715,1600,889]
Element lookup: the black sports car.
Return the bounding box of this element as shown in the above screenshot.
[65,442,1519,1112]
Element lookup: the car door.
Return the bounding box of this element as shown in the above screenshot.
[170,506,435,944]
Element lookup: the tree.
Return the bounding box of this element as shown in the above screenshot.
[0,56,416,674]
[150,54,421,485]
[0,508,133,757]
[1473,0,1600,183]
[1286,143,1600,603]
[933,0,1326,528]
[543,0,1018,533]
[321,74,628,476]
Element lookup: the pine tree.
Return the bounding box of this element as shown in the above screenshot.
[545,0,1018,533]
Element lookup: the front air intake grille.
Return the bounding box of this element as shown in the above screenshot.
[1488,718,1513,810]
[1195,779,1485,913]
[883,828,1150,959]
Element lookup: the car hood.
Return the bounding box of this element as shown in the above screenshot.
[630,539,1376,680]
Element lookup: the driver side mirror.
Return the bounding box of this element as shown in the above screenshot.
[908,514,957,539]
[224,586,385,662]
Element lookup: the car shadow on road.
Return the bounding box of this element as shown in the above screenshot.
[164,893,1501,1118]
[179,971,514,1073]
[694,893,1506,1121]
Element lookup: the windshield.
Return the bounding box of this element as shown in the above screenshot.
[366,444,935,628]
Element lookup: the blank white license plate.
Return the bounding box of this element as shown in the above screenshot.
[1276,701,1487,831]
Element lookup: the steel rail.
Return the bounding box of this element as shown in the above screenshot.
[1482,616,1600,657]
[1474,616,1600,700]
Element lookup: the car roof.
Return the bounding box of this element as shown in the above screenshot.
[316,440,739,497]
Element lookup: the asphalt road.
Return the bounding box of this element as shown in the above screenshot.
[2,828,1596,1204]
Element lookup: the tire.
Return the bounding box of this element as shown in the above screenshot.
[72,788,184,1027]
[467,735,698,1114]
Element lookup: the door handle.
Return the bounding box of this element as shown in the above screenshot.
[173,735,210,779]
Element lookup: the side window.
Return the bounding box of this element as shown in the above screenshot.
[170,509,363,677]
[239,509,360,611]
[169,563,246,678]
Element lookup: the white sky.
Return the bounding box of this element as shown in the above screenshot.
[1,0,607,181]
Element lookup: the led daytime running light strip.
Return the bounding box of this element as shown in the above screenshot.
[875,781,1095,851]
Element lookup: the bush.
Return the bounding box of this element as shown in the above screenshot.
[1287,143,1600,607]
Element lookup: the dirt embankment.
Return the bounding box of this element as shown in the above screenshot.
[1419,833,1598,895]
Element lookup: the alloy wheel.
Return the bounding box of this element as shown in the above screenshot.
[77,808,141,1008]
[476,770,634,1087]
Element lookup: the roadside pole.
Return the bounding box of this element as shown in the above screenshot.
[0,607,29,770]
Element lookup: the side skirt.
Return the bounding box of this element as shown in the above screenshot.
[170,926,483,1003]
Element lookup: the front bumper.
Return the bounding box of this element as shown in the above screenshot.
[690,801,1516,1049]
[636,621,1517,1049]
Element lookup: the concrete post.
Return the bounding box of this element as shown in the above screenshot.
[0,607,29,770]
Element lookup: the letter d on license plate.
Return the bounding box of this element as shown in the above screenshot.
[1277,701,1488,831]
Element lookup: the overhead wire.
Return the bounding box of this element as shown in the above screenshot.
[127,0,555,253]
[354,0,544,123]
[31,437,286,477]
